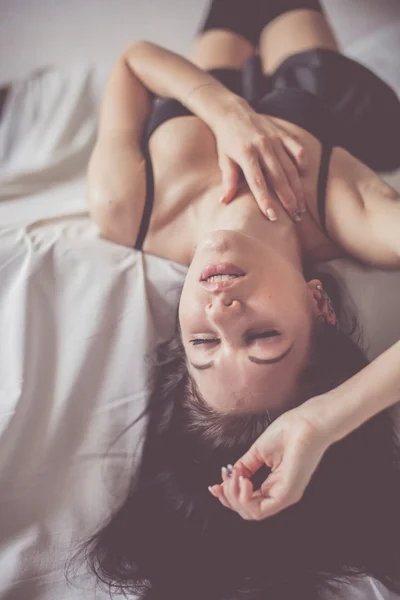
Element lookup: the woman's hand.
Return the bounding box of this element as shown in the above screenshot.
[208,405,331,520]
[213,100,307,221]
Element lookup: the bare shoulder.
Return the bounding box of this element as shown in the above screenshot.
[328,147,399,202]
[324,147,400,268]
[357,171,400,204]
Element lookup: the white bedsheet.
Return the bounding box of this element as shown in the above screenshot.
[0,29,400,600]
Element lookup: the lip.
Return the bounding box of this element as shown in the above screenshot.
[199,262,246,282]
[199,277,245,292]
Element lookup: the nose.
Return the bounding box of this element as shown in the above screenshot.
[205,296,244,321]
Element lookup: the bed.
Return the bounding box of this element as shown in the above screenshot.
[0,2,400,598]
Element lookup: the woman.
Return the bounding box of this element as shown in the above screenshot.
[82,0,400,598]
[88,0,400,415]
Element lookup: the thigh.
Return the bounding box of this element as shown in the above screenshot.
[259,9,339,75]
[189,29,255,71]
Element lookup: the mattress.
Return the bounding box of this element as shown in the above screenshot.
[0,8,400,600]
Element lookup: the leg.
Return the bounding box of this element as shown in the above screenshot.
[190,30,254,71]
[259,5,339,74]
[189,0,257,71]
[190,0,339,75]
[255,2,400,172]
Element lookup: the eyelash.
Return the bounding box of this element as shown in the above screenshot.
[190,330,280,345]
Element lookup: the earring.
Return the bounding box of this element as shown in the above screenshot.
[316,285,340,330]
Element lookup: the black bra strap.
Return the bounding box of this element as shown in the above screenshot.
[317,144,333,236]
[135,140,333,250]
[134,145,154,250]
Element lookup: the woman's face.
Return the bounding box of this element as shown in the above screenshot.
[179,230,321,414]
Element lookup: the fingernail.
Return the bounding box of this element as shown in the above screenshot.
[221,466,228,477]
[227,464,234,477]
[293,211,302,222]
[208,486,216,496]
[239,476,244,483]
[267,208,277,222]
[219,195,225,203]
[299,207,307,215]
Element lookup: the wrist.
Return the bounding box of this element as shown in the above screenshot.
[298,392,353,447]
[186,84,245,130]
[298,341,400,447]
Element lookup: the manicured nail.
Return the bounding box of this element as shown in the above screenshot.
[208,486,216,496]
[239,476,244,483]
[227,464,234,477]
[221,466,228,477]
[219,195,225,203]
[267,208,277,221]
[293,211,302,222]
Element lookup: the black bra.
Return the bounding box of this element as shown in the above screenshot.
[134,64,334,250]
[134,139,333,251]
[134,143,155,251]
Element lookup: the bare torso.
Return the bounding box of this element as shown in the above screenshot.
[141,112,354,266]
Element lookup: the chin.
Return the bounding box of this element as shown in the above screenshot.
[196,230,236,253]
[195,230,260,263]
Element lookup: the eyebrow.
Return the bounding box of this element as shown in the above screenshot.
[190,343,294,371]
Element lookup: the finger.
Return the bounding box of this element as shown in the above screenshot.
[221,465,229,483]
[239,475,253,503]
[237,475,256,520]
[281,135,307,173]
[239,482,289,520]
[257,496,288,519]
[219,157,239,205]
[222,466,241,509]
[239,150,277,221]
[234,462,248,479]
[224,468,254,520]
[215,484,235,511]
[208,485,218,498]
[273,139,306,214]
[261,147,299,221]
[234,445,267,479]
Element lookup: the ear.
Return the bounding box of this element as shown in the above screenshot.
[306,279,338,327]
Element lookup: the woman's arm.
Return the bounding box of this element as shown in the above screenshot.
[124,40,239,130]
[325,150,400,269]
[124,41,306,219]
[88,41,245,244]
[209,340,400,520]
[96,54,152,150]
[306,339,400,443]
[87,56,151,246]
[89,41,238,211]
[89,39,307,244]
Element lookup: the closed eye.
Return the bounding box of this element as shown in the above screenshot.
[190,330,280,345]
[247,330,280,342]
[190,338,219,346]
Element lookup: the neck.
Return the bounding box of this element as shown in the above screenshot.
[187,183,304,271]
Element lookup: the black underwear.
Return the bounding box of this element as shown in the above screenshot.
[199,0,323,47]
[134,48,400,250]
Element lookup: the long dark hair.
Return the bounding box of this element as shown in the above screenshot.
[72,271,400,599]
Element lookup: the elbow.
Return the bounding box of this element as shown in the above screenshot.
[87,188,138,248]
[122,39,154,64]
[378,252,400,271]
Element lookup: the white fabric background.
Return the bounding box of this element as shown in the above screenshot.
[0,1,400,598]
